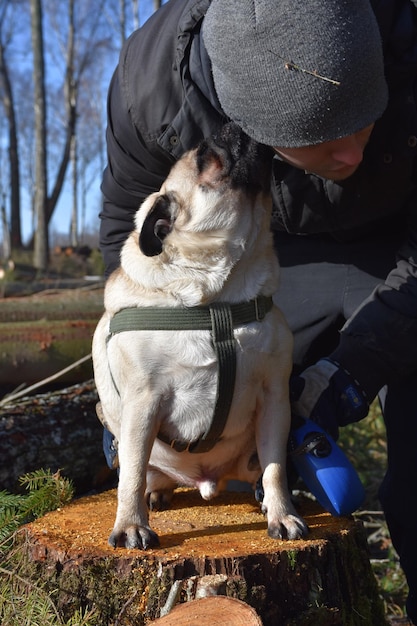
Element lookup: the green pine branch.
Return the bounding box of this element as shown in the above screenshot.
[0,469,97,625]
[0,469,74,544]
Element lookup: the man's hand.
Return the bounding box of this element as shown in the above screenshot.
[290,358,370,439]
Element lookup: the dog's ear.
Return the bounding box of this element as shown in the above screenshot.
[139,195,174,256]
[197,146,229,189]
[197,122,273,192]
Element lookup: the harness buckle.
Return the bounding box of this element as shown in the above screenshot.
[170,438,193,453]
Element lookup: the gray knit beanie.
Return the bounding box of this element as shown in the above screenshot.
[202,0,388,147]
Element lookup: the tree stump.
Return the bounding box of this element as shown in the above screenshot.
[20,488,387,626]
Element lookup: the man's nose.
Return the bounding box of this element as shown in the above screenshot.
[331,137,365,166]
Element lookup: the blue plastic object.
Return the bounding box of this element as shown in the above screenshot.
[289,416,365,516]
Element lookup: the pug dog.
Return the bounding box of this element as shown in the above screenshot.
[92,122,308,549]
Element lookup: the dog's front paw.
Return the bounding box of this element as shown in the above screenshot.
[109,524,160,550]
[261,501,309,540]
[265,513,309,540]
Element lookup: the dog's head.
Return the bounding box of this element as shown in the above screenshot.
[138,123,273,256]
[120,123,276,304]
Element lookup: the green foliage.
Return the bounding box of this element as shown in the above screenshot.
[18,469,74,519]
[0,469,74,544]
[0,492,23,541]
[0,570,61,626]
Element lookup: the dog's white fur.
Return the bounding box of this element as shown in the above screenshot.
[92,126,308,549]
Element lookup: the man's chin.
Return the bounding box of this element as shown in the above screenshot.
[318,164,359,181]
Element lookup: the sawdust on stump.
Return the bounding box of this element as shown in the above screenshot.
[21,488,386,626]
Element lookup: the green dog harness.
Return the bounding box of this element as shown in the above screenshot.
[108,295,273,454]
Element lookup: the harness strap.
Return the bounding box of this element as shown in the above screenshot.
[109,295,273,334]
[108,295,273,454]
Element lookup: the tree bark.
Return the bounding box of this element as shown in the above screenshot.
[0,37,22,249]
[30,0,49,271]
[0,380,110,494]
[21,489,387,626]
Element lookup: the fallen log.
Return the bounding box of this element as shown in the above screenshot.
[0,380,112,494]
[0,286,104,387]
[21,488,387,626]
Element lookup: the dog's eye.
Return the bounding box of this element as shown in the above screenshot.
[154,218,171,239]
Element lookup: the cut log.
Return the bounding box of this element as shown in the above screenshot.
[150,596,263,625]
[0,380,112,493]
[21,488,387,626]
[0,286,103,387]
[0,319,96,386]
[0,284,104,323]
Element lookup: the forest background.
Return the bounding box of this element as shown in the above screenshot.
[0,0,165,271]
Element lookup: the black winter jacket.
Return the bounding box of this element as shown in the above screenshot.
[100,0,417,399]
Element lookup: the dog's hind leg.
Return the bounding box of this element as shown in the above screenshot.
[146,467,176,511]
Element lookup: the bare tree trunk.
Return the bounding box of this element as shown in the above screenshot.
[1,194,11,259]
[132,0,139,31]
[119,0,126,44]
[70,133,78,247]
[46,0,77,227]
[30,0,49,271]
[26,0,107,246]
[0,40,22,250]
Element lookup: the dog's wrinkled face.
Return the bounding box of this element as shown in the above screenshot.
[135,123,273,262]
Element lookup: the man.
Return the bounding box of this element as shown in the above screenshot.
[99,0,417,622]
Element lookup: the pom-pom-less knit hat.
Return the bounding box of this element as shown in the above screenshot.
[202,0,388,147]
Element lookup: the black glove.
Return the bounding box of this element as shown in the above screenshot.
[290,358,370,440]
